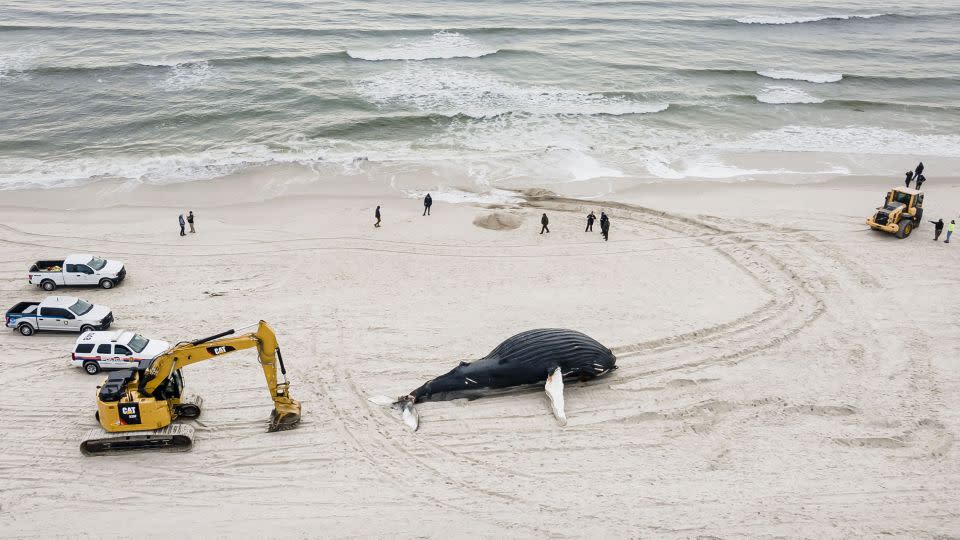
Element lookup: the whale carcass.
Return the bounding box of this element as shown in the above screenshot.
[373,328,617,430]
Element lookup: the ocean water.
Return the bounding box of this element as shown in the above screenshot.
[1,0,959,192]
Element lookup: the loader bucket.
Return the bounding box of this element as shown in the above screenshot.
[268,399,301,432]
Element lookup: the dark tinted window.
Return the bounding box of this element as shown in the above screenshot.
[75,344,94,354]
[97,344,111,354]
[115,345,132,355]
[40,307,72,318]
[66,264,77,272]
[78,265,94,274]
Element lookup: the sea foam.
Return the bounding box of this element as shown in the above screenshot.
[756,85,823,104]
[357,65,669,117]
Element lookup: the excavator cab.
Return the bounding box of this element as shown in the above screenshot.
[866,187,924,238]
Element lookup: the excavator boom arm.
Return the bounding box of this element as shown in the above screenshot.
[143,320,300,431]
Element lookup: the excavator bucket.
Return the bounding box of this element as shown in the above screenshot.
[269,399,301,432]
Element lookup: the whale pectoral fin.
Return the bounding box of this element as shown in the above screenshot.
[400,400,420,431]
[368,395,420,431]
[545,366,567,427]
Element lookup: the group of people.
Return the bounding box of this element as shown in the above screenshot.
[372,193,430,228]
[585,211,610,241]
[929,218,955,243]
[540,210,610,240]
[905,161,926,189]
[178,211,196,236]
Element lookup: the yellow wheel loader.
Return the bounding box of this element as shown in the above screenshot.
[80,320,301,455]
[866,187,924,239]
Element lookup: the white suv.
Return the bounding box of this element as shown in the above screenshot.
[72,330,170,375]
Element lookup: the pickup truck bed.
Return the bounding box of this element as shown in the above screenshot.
[30,260,64,273]
[7,302,40,316]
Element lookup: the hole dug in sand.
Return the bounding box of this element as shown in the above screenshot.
[473,211,525,231]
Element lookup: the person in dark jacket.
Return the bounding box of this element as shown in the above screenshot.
[187,210,195,233]
[600,215,610,241]
[178,214,186,237]
[585,211,596,232]
[540,213,550,234]
[931,218,944,241]
[423,193,432,216]
[375,205,381,228]
[915,161,924,178]
[915,174,926,189]
[905,171,914,187]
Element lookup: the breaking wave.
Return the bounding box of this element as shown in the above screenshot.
[756,85,823,104]
[735,13,887,25]
[347,31,499,61]
[757,69,843,83]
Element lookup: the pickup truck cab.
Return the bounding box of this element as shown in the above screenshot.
[29,254,126,291]
[5,296,114,336]
[72,330,170,374]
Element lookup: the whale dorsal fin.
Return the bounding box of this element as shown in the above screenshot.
[545,366,567,426]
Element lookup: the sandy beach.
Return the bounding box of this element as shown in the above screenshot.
[0,172,958,537]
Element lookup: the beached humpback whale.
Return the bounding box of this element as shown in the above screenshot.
[371,328,617,430]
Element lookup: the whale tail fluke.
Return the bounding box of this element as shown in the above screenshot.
[367,395,420,431]
[545,366,567,426]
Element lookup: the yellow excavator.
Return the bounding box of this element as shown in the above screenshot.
[80,320,301,455]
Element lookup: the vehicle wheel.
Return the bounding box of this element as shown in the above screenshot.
[915,209,924,223]
[18,324,34,336]
[80,324,95,333]
[94,410,99,422]
[99,279,114,289]
[41,280,56,291]
[83,361,101,375]
[176,403,202,419]
[896,220,913,239]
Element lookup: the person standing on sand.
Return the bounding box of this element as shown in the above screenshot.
[945,220,955,243]
[915,161,924,179]
[540,213,550,234]
[585,211,596,232]
[600,215,610,241]
[905,171,914,187]
[931,218,944,241]
[178,214,186,237]
[187,211,196,233]
[600,211,609,230]
[423,193,432,216]
[915,174,926,190]
[374,205,381,228]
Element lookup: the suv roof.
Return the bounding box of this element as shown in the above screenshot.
[78,330,133,343]
[42,296,80,308]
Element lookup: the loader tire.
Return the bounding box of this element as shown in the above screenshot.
[896,220,913,239]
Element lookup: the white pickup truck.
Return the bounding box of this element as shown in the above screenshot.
[72,330,170,374]
[28,254,126,291]
[5,296,114,336]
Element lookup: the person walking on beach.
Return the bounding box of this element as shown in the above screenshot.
[540,213,550,234]
[374,205,381,228]
[945,220,955,243]
[931,218,944,241]
[187,211,196,233]
[915,161,924,179]
[904,171,914,187]
[423,193,432,216]
[585,211,596,232]
[178,214,186,237]
[599,211,609,230]
[915,174,926,190]
[600,215,610,241]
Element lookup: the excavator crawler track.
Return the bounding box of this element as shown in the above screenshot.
[80,424,194,456]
